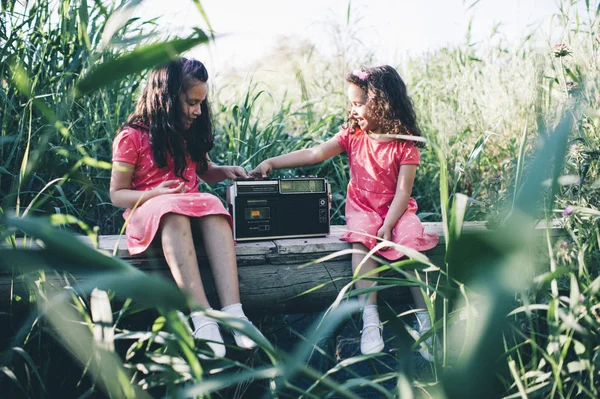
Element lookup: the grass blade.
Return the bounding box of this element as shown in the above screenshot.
[75,34,210,97]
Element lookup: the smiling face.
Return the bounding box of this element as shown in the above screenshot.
[179,79,208,130]
[347,83,380,133]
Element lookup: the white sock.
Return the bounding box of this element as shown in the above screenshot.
[415,310,431,331]
[222,303,260,349]
[190,308,226,358]
[362,304,380,327]
[221,303,247,319]
[191,309,212,331]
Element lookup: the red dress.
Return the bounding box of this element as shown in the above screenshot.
[112,126,232,255]
[335,128,438,260]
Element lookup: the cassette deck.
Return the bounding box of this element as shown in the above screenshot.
[226,178,330,241]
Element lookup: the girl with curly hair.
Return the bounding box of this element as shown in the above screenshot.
[250,65,438,359]
[110,58,263,359]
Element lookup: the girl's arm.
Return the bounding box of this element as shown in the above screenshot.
[249,136,344,178]
[198,157,248,184]
[109,161,185,209]
[377,164,418,241]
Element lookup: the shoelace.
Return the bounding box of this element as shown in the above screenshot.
[360,322,382,334]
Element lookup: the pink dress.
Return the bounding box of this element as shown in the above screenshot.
[335,128,439,260]
[112,126,232,255]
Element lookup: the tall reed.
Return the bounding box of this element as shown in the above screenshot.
[1,0,599,397]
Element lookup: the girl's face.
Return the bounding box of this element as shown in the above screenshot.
[179,80,208,130]
[347,83,379,133]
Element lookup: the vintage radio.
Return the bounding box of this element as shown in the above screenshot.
[226,178,330,241]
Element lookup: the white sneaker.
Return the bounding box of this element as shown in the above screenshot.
[193,320,226,359]
[230,317,263,349]
[360,323,384,354]
[417,335,436,362]
[412,320,440,362]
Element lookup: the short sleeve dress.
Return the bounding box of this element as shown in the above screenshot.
[112,126,232,255]
[335,128,438,260]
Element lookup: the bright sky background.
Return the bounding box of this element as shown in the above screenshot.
[136,0,586,78]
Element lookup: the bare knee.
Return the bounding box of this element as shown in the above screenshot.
[353,243,368,251]
[160,213,191,230]
[160,214,195,258]
[197,214,231,233]
[352,243,369,265]
[160,214,194,243]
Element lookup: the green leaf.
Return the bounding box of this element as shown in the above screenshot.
[191,0,215,40]
[512,119,529,211]
[0,367,28,397]
[443,110,574,399]
[513,112,572,217]
[466,134,490,168]
[10,348,47,393]
[466,0,482,10]
[81,156,112,169]
[43,292,150,398]
[4,216,133,273]
[100,0,143,49]
[346,0,351,25]
[75,34,210,97]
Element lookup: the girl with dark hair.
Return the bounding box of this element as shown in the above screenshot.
[110,58,262,359]
[250,65,439,359]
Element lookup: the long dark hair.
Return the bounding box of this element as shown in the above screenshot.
[344,65,424,147]
[124,58,213,178]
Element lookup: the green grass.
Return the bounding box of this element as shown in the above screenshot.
[1,0,600,397]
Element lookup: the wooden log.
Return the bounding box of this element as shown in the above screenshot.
[0,221,563,314]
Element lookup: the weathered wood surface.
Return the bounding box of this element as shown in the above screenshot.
[1,221,562,314]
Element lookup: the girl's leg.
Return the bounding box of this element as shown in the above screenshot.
[352,243,379,306]
[160,213,225,357]
[408,271,428,310]
[352,243,384,354]
[195,214,241,307]
[407,270,437,362]
[160,213,210,307]
[407,271,430,328]
[196,214,261,349]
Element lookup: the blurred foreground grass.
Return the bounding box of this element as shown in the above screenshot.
[1,0,600,397]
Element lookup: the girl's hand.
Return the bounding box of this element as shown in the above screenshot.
[376,225,393,242]
[222,166,248,180]
[249,161,273,179]
[156,180,186,195]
